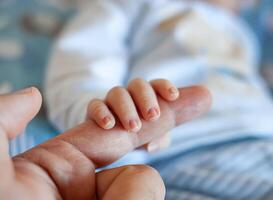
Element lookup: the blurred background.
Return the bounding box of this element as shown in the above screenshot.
[0,0,272,153]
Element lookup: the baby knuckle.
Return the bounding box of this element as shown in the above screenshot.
[151,79,171,87]
[129,78,145,87]
[140,93,156,105]
[89,100,105,116]
[161,79,171,86]
[109,86,125,95]
[154,78,166,82]
[162,79,171,84]
[89,99,100,109]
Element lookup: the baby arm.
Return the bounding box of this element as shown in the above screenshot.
[45,0,141,131]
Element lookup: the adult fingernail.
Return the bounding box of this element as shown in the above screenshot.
[129,119,140,132]
[147,107,160,121]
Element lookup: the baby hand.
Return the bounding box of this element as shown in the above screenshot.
[86,78,179,152]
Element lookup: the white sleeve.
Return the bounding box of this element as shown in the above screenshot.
[45,0,144,131]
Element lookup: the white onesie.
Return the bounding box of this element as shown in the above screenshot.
[45,0,273,164]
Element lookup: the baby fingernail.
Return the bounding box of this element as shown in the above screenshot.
[168,87,179,98]
[147,107,160,120]
[102,116,112,128]
[129,119,140,132]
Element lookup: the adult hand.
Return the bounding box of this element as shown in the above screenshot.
[0,86,211,200]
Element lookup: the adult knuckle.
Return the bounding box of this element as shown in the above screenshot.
[124,165,159,177]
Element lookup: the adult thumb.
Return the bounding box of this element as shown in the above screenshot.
[0,87,42,139]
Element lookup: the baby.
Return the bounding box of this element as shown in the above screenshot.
[46,0,273,164]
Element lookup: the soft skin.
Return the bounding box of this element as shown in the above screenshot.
[0,86,211,200]
[87,78,180,153]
